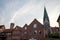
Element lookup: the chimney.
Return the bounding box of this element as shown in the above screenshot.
[10,23,15,30]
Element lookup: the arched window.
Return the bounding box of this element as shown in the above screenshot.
[34,30,37,34]
[33,24,37,28]
[39,30,42,34]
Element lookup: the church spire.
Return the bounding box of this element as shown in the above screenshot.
[43,7,50,28]
[43,7,51,36]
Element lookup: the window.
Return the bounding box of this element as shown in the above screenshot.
[29,31,32,35]
[56,28,59,31]
[7,33,11,35]
[7,38,11,40]
[29,38,36,40]
[0,29,3,33]
[39,30,42,34]
[23,37,27,40]
[12,30,21,35]
[24,32,27,34]
[34,30,37,34]
[33,24,37,28]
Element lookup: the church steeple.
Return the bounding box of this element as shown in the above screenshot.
[43,7,51,36]
[43,7,50,28]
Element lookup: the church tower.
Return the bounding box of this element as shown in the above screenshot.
[43,7,51,37]
[57,15,60,34]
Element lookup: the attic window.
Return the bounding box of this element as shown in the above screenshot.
[33,24,37,28]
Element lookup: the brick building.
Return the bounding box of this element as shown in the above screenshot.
[0,7,60,40]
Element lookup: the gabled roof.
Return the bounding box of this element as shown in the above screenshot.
[0,25,5,32]
[29,19,43,26]
[23,24,28,28]
[0,25,5,28]
[15,25,22,29]
[14,26,22,30]
[4,29,11,33]
[57,14,60,22]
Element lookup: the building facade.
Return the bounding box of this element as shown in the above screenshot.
[0,7,60,40]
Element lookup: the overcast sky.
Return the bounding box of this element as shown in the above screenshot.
[0,0,60,28]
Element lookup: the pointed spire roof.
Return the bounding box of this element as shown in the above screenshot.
[43,7,49,23]
[57,14,60,22]
[43,7,50,28]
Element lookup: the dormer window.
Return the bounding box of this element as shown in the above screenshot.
[33,24,37,28]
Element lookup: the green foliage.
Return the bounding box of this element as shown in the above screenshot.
[48,33,60,38]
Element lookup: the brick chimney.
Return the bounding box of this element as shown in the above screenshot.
[10,23,15,30]
[0,25,5,31]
